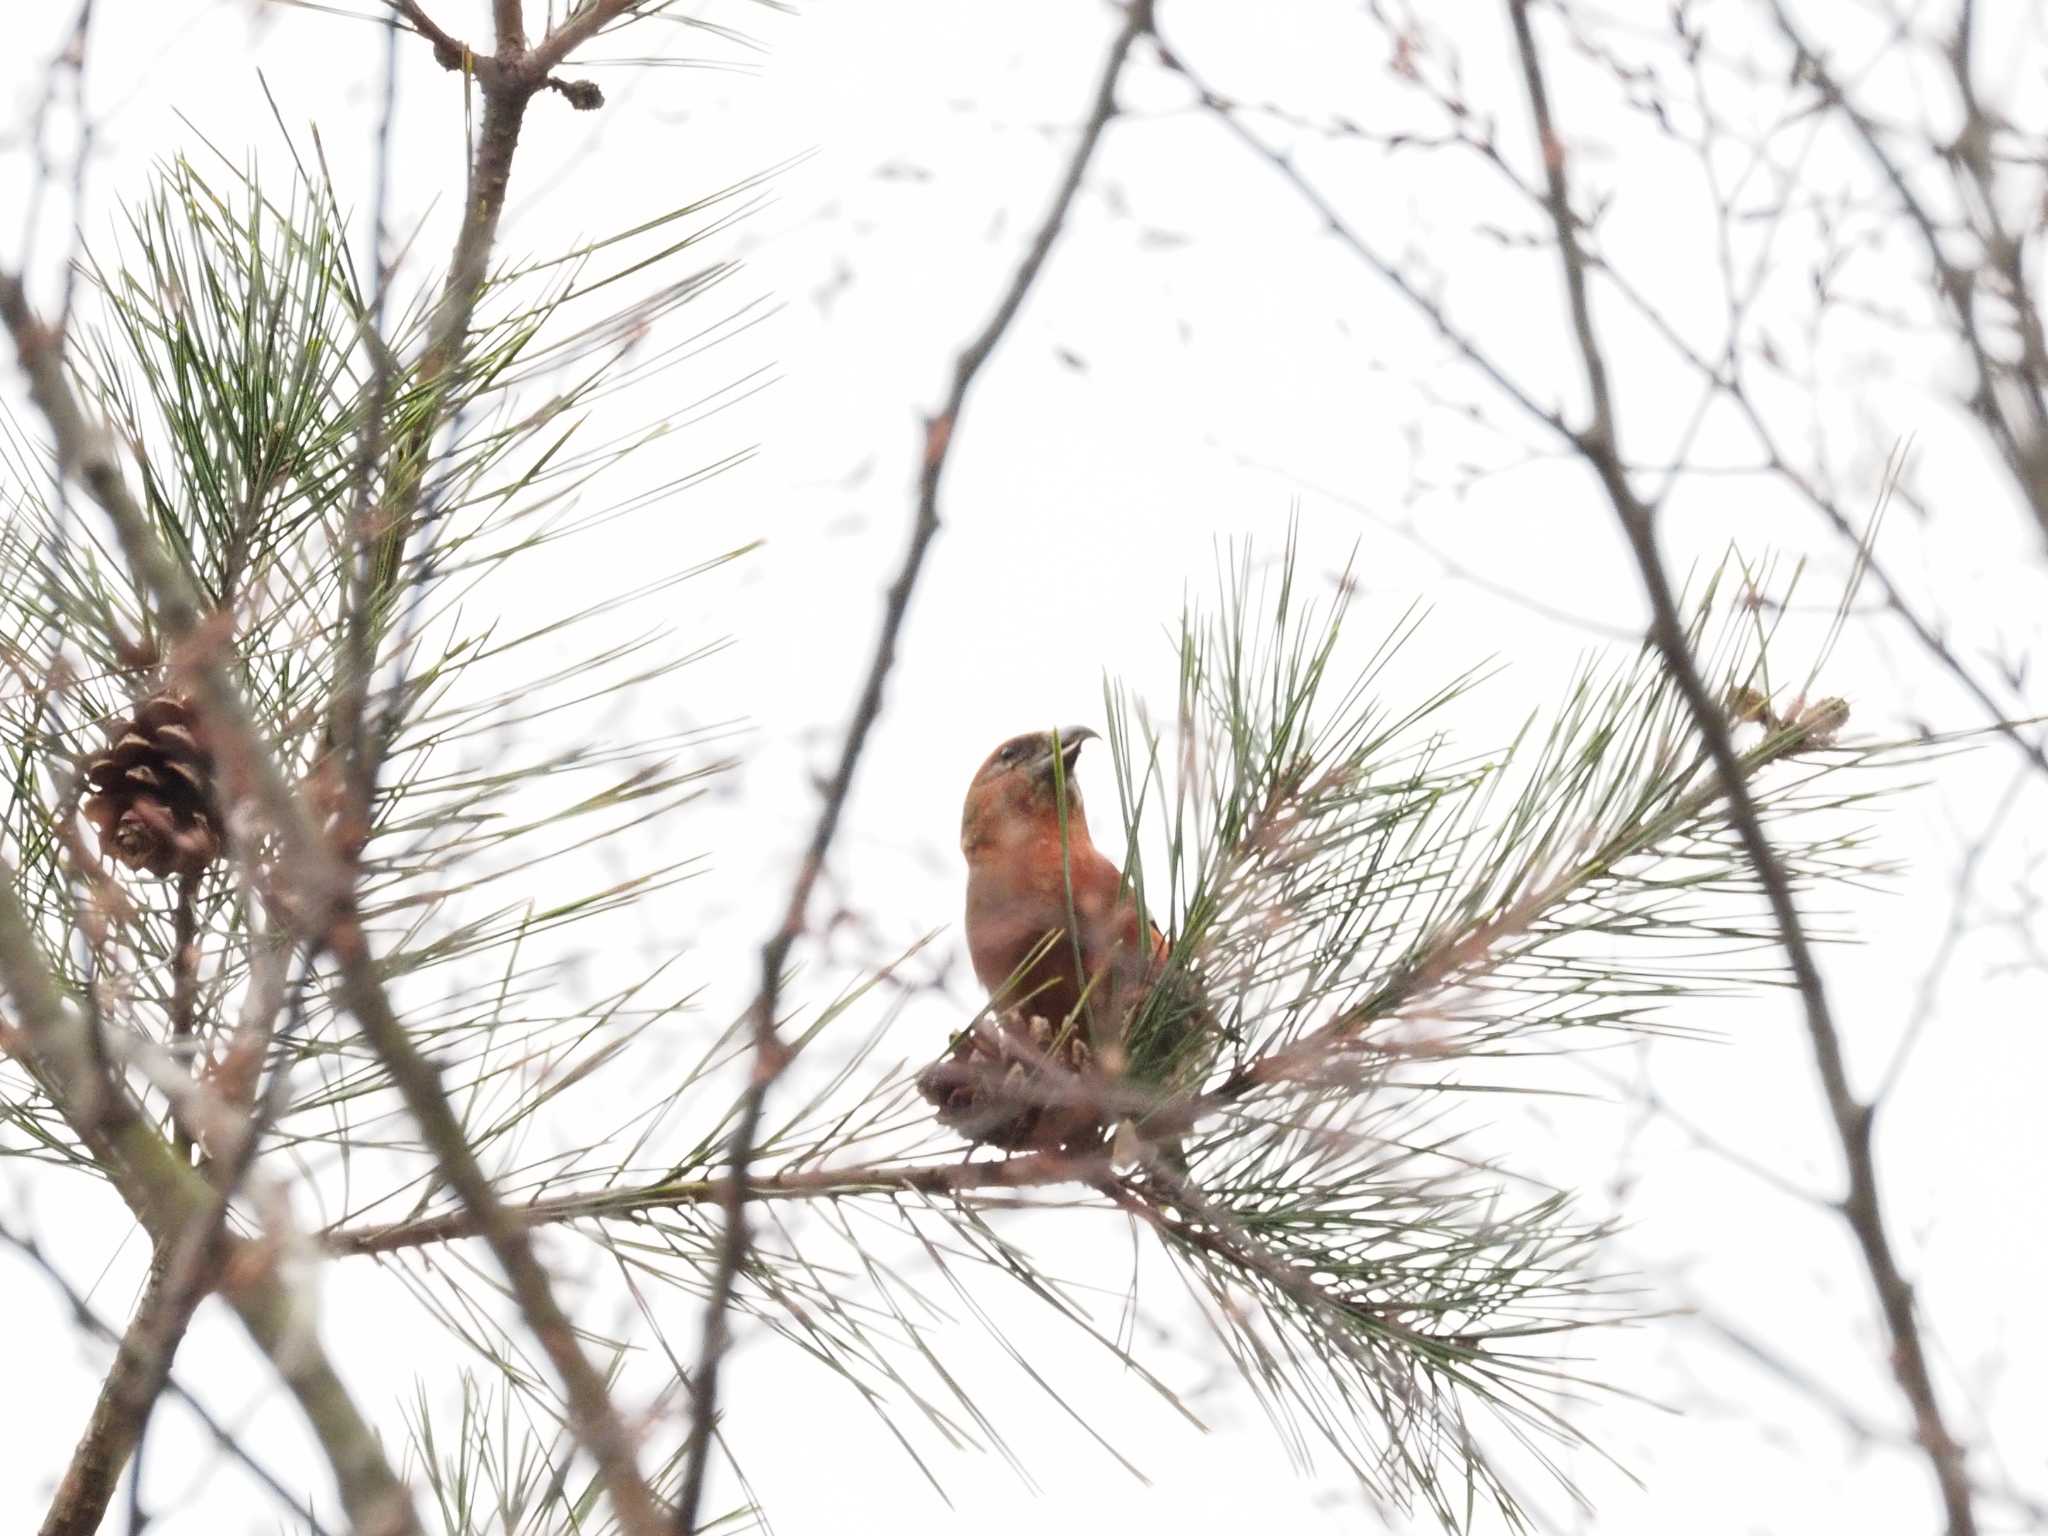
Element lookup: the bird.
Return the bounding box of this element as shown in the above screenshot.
[920,725,1206,1155]
[960,726,1162,1045]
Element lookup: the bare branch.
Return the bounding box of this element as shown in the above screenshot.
[1162,6,2048,793]
[1762,0,2048,543]
[167,871,199,1164]
[1503,6,1980,1532]
[1688,1306,2048,1529]
[671,4,1157,1528]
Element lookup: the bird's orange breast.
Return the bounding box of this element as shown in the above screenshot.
[965,826,1152,1025]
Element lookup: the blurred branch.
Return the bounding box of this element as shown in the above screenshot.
[1503,7,1980,1535]
[1581,1059,1828,1210]
[58,961,322,1536]
[1763,0,2048,544]
[671,5,1156,1527]
[1687,1306,2048,1529]
[14,1,97,306]
[1148,32,1568,441]
[1227,447,1639,640]
[0,859,423,1535]
[0,1227,333,1536]
[168,871,199,1164]
[1593,248,2048,782]
[37,1251,200,1536]
[1875,763,2028,1103]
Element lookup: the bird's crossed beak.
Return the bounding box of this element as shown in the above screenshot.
[1037,725,1097,779]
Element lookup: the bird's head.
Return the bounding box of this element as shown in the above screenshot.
[960,725,1098,860]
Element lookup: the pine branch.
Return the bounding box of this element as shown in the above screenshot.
[6,197,669,1536]
[318,618,1862,1527]
[324,1151,1115,1256]
[1206,699,1849,1109]
[351,0,620,807]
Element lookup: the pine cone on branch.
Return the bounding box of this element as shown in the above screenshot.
[916,1010,1108,1152]
[80,692,225,879]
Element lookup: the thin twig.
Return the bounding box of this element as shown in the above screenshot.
[1503,7,1979,1533]
[15,0,97,299]
[1581,1059,1827,1209]
[329,5,409,846]
[1874,763,2028,1104]
[1583,214,2048,783]
[1147,34,1569,443]
[670,5,1156,1528]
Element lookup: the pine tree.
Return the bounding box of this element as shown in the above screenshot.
[0,6,1905,1534]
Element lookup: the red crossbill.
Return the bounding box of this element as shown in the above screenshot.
[921,726,1204,1156]
[959,725,1165,1047]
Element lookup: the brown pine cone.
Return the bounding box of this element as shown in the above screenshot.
[80,693,225,879]
[916,1010,1109,1152]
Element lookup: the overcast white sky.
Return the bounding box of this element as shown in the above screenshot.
[3,2,2045,1533]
